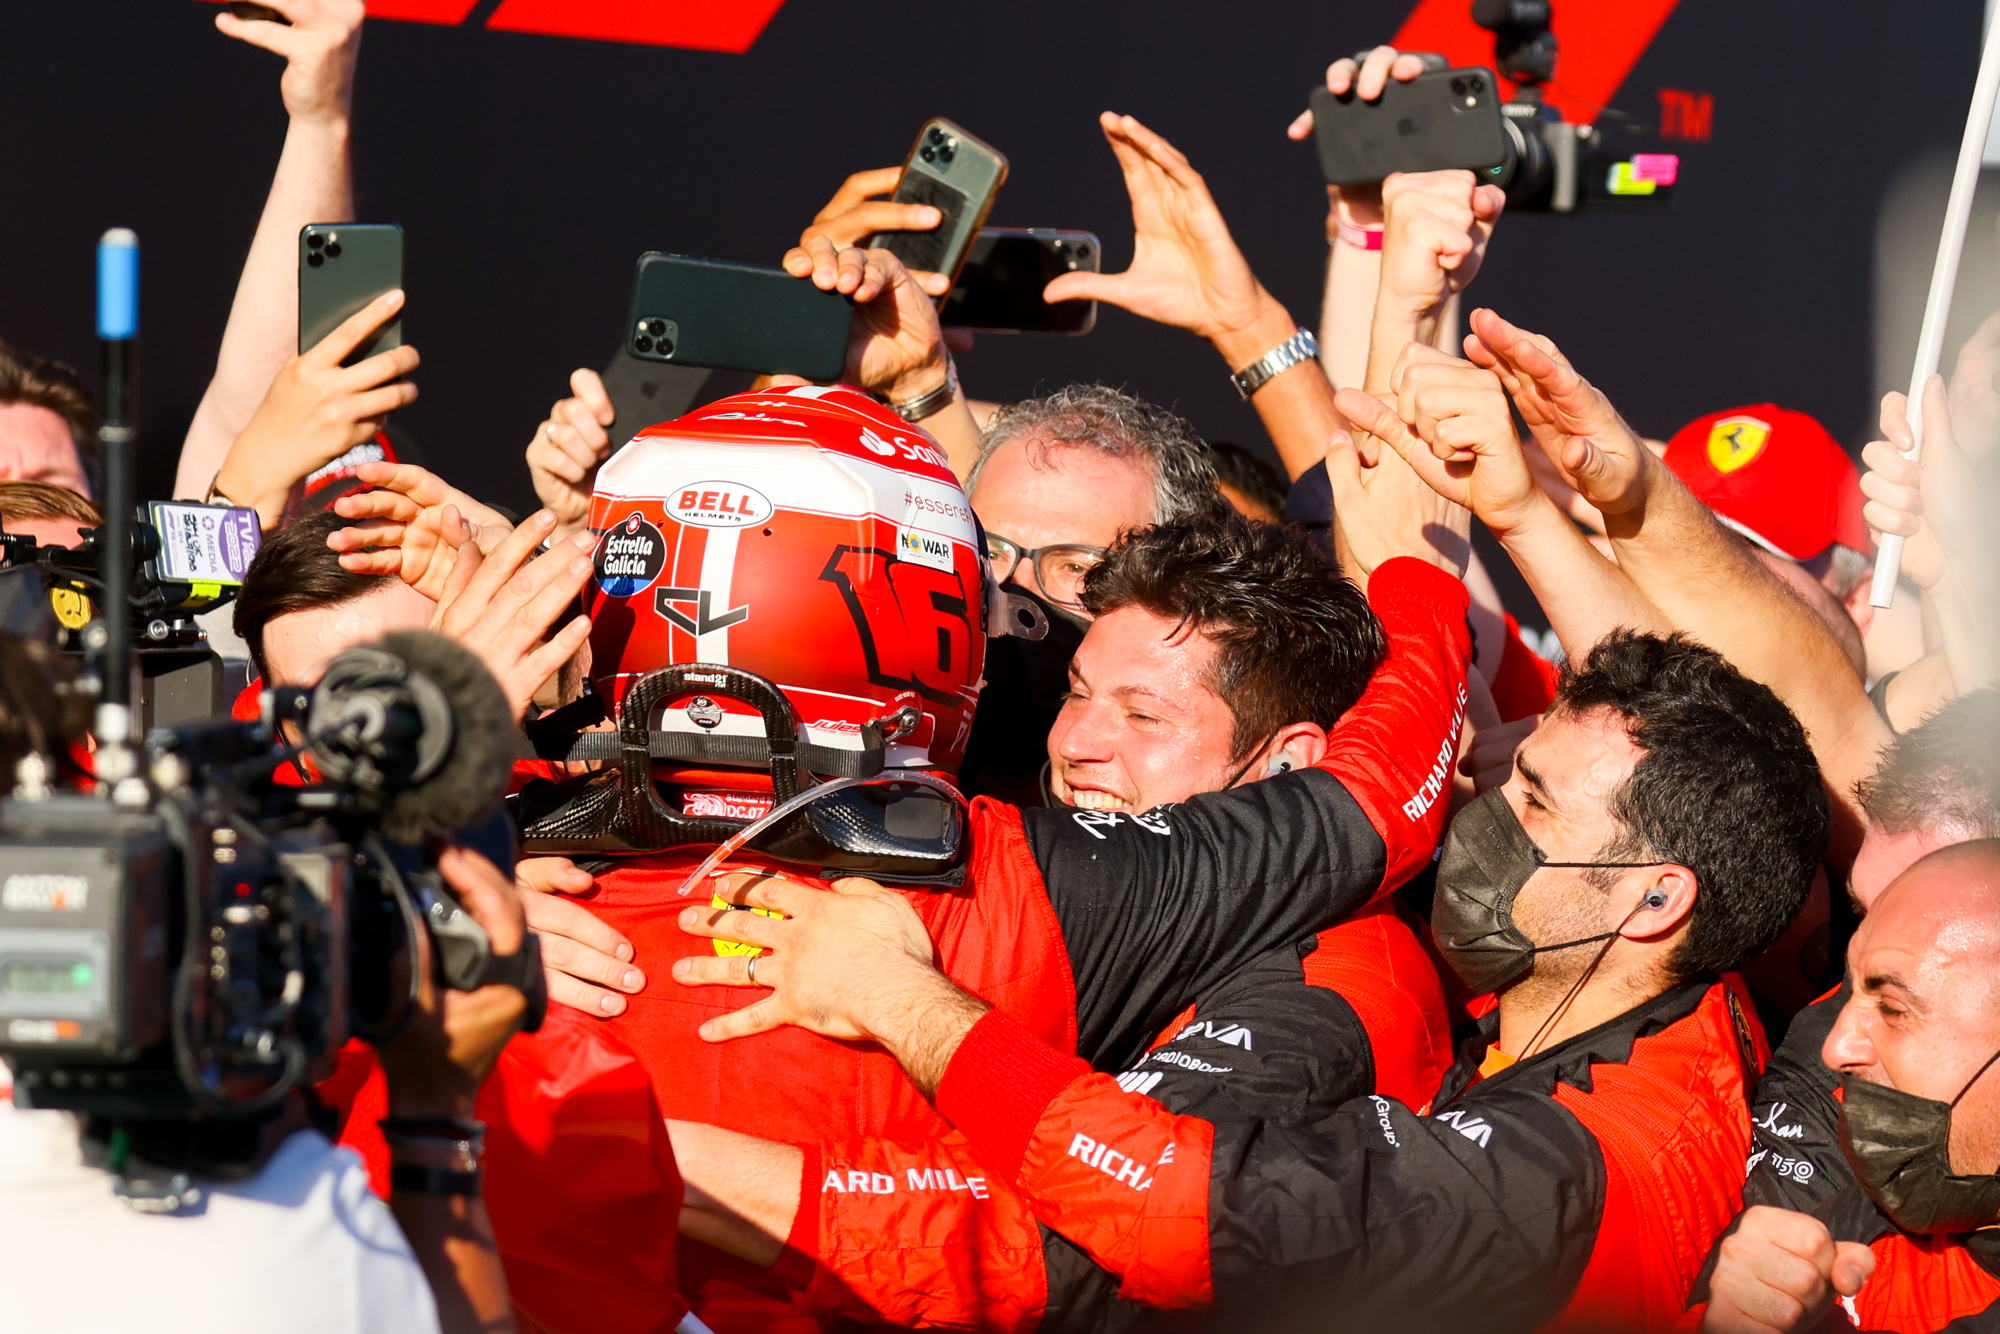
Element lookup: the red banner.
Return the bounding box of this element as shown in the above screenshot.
[1389,0,1682,124]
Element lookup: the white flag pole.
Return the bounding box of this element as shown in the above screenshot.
[1870,13,2000,608]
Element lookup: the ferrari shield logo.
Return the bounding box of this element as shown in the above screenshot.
[1707,415,1771,474]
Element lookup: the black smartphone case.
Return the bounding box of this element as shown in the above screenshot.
[871,119,1008,289]
[944,228,1099,334]
[1311,67,1507,186]
[298,223,403,363]
[624,253,853,381]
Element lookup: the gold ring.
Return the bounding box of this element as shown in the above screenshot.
[747,954,760,986]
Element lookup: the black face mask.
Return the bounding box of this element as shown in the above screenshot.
[958,588,1090,804]
[1839,1049,2000,1235]
[1432,787,1668,998]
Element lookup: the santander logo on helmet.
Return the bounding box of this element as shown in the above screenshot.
[584,387,990,780]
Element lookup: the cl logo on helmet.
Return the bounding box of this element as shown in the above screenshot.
[1706,415,1771,475]
[668,482,774,529]
[596,513,667,598]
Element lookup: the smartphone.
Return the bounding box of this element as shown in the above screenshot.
[943,229,1099,334]
[1311,67,1507,186]
[298,223,402,365]
[869,119,1008,290]
[598,348,714,449]
[624,253,853,381]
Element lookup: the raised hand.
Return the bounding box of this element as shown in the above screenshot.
[1286,45,1433,141]
[430,507,595,722]
[1463,307,1651,520]
[1862,377,1976,592]
[328,461,513,598]
[212,290,418,529]
[1041,113,1271,347]
[525,368,617,539]
[1378,171,1506,316]
[214,0,364,131]
[1319,419,1472,582]
[1336,345,1541,534]
[800,167,943,254]
[781,240,952,399]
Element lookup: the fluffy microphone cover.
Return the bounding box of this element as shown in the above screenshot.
[372,631,516,843]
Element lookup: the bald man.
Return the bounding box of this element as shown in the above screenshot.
[1701,839,2000,1333]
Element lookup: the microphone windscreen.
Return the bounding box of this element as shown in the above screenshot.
[369,631,515,843]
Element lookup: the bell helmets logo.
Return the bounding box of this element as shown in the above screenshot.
[596,512,667,598]
[669,482,774,529]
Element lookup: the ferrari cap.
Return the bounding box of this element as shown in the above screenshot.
[1661,404,1872,561]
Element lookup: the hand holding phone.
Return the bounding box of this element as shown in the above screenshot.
[625,254,852,380]
[802,166,945,253]
[785,237,950,402]
[300,223,403,363]
[1310,66,1506,185]
[222,290,419,528]
[868,119,1008,293]
[945,229,1099,334]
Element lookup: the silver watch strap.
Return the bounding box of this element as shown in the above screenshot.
[890,358,960,423]
[1229,328,1320,400]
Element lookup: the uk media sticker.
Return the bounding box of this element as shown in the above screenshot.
[151,503,259,583]
[596,512,666,597]
[896,525,955,574]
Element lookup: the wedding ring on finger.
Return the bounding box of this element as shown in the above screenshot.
[543,420,560,441]
[747,953,760,987]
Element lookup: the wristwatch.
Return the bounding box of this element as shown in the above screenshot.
[1228,328,1320,401]
[381,1117,486,1197]
[889,357,959,423]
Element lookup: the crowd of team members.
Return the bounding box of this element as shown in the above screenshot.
[4,3,2000,1332]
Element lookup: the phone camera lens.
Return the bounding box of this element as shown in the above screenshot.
[656,337,675,357]
[920,146,936,163]
[306,252,323,268]
[1075,243,1091,258]
[1451,76,1467,94]
[306,233,324,249]
[324,242,342,258]
[646,319,666,337]
[927,127,945,144]
[634,335,654,353]
[938,146,955,163]
[1469,75,1485,92]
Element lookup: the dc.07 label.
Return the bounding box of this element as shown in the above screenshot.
[596,512,667,597]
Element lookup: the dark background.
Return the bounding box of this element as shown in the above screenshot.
[1,0,1983,531]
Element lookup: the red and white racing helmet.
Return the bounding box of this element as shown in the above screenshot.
[517,386,1040,878]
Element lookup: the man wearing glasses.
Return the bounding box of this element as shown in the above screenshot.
[961,384,1228,802]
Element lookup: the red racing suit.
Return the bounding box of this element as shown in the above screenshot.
[782,896,1453,1332]
[571,556,1470,1331]
[324,1007,689,1334]
[920,972,1768,1333]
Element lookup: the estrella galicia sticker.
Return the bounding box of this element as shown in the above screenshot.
[596,512,666,598]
